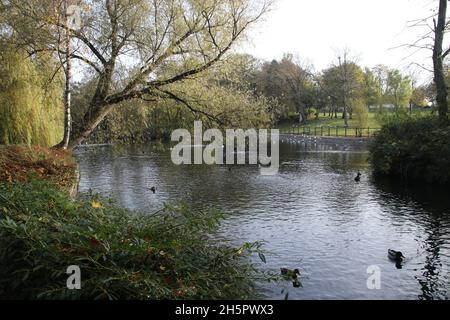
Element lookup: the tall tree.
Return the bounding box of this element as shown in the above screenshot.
[363,67,382,109]
[3,0,271,149]
[433,0,449,125]
[277,54,315,123]
[322,52,364,127]
[0,44,64,146]
[385,69,412,109]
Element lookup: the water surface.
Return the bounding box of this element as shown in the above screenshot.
[75,142,450,300]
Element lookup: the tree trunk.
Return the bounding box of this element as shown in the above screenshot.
[59,1,72,149]
[433,0,449,126]
[298,107,307,124]
[342,106,349,127]
[68,103,116,149]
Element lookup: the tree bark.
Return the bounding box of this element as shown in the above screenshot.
[342,107,349,127]
[433,0,449,126]
[59,0,72,149]
[68,102,116,149]
[298,106,307,123]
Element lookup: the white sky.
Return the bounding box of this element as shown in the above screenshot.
[241,0,443,84]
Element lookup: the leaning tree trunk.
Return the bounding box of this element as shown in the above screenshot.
[433,0,449,126]
[68,103,116,149]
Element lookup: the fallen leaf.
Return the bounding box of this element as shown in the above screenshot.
[90,237,101,247]
[91,200,103,209]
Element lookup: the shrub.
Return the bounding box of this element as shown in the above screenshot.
[0,179,268,299]
[369,116,450,184]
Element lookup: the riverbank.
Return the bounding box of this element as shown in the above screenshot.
[0,145,267,299]
[0,145,78,192]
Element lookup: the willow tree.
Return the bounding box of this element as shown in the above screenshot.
[3,0,271,149]
[0,45,64,146]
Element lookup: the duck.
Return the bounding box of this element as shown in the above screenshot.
[354,172,361,182]
[292,279,302,288]
[388,249,405,262]
[149,187,156,194]
[280,268,300,280]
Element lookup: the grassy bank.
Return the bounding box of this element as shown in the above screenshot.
[276,112,380,132]
[0,146,268,299]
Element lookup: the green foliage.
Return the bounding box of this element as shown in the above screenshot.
[411,86,428,107]
[370,116,450,184]
[0,44,64,146]
[0,179,269,299]
[75,57,275,144]
[363,68,382,107]
[255,54,316,121]
[385,69,412,108]
[352,100,369,136]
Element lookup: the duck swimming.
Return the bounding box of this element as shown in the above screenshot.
[280,268,300,280]
[149,187,156,194]
[292,279,302,288]
[388,249,405,262]
[354,172,361,182]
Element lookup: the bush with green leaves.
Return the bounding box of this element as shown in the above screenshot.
[0,178,269,299]
[369,116,450,184]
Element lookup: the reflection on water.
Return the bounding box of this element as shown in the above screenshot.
[75,142,450,300]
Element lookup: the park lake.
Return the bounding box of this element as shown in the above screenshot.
[75,140,450,300]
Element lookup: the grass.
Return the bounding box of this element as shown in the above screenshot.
[275,109,434,137]
[276,112,380,137]
[276,112,380,130]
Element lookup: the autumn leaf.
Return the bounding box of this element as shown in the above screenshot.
[164,276,173,285]
[90,237,101,247]
[91,200,103,209]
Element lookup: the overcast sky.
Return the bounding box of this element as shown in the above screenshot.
[241,0,443,84]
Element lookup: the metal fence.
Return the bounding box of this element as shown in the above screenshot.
[280,126,381,138]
